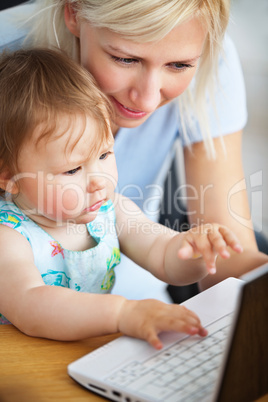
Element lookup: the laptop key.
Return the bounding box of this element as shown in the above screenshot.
[140,382,174,400]
[127,370,160,390]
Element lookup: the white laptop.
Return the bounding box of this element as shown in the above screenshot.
[68,264,268,402]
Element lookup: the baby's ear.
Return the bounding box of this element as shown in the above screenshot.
[0,169,19,194]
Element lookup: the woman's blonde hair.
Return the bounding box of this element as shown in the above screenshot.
[0,48,112,193]
[25,0,230,158]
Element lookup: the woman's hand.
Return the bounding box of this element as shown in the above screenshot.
[117,299,208,350]
[178,223,243,274]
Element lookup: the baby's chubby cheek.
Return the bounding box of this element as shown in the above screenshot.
[58,186,86,218]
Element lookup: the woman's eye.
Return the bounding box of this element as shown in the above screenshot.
[64,167,81,175]
[111,56,139,65]
[99,152,111,160]
[169,62,194,71]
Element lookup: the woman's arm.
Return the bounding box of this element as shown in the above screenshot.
[183,130,268,290]
[0,225,207,348]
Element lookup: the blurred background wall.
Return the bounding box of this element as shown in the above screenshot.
[228,0,268,238]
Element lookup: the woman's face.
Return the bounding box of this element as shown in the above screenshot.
[65,10,207,132]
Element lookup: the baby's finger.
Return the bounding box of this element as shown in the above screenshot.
[218,227,243,253]
[207,230,230,259]
[183,317,208,337]
[178,239,195,259]
[159,307,207,337]
[189,233,217,272]
[146,329,163,350]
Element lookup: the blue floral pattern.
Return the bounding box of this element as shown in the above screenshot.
[0,198,120,324]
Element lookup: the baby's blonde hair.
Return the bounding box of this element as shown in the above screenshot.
[25,0,230,158]
[0,48,112,193]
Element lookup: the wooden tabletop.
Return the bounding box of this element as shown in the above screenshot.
[0,325,121,402]
[1,325,267,402]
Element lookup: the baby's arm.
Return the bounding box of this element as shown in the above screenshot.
[0,226,121,339]
[115,195,243,285]
[0,225,206,348]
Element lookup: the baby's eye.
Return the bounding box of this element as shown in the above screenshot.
[99,152,111,160]
[64,167,81,175]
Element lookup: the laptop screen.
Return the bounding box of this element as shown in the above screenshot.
[217,269,268,402]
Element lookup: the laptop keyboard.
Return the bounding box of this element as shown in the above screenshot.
[106,313,233,402]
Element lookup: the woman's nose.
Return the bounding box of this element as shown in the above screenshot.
[129,68,162,113]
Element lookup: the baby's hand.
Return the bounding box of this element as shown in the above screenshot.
[118,299,208,350]
[178,223,243,274]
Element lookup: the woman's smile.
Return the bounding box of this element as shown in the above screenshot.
[110,97,148,120]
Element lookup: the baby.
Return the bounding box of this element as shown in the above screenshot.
[0,49,242,349]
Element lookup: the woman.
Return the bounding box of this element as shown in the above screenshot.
[20,0,268,301]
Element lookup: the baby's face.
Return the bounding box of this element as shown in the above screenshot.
[13,113,117,227]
